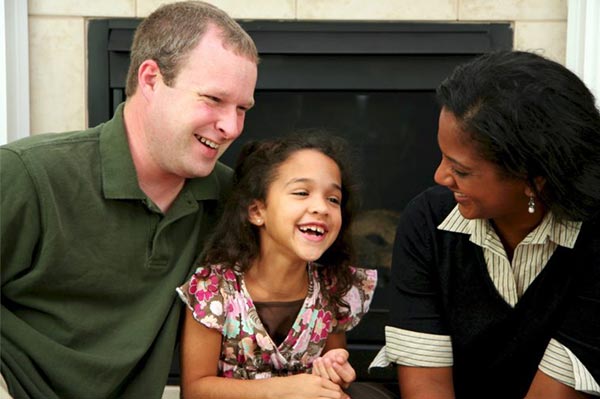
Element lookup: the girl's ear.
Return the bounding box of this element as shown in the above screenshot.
[248,200,265,226]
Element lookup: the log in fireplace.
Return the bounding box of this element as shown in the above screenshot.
[88,20,512,387]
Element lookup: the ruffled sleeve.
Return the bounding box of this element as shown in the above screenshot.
[176,265,239,331]
[333,267,378,333]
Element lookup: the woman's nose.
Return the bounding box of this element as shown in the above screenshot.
[433,159,452,187]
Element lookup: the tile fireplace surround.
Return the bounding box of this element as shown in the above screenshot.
[27,0,567,134]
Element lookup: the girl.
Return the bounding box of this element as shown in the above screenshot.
[177,133,377,399]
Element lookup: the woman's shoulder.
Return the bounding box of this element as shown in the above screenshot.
[399,185,457,231]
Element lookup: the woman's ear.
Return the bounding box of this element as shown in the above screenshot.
[525,176,546,197]
[248,200,265,226]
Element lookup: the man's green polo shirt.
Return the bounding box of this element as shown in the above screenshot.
[0,104,232,398]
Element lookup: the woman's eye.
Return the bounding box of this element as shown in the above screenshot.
[452,167,470,177]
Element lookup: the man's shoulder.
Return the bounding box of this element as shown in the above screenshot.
[2,126,102,156]
[211,161,235,192]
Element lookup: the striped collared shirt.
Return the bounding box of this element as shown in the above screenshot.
[370,206,599,394]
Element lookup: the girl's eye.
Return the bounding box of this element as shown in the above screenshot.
[292,191,308,197]
[328,197,341,205]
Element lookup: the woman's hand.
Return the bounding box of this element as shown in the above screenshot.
[312,348,356,389]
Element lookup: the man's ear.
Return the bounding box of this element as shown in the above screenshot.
[248,200,265,226]
[137,60,161,99]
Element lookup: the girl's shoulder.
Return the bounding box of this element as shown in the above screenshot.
[186,263,243,296]
[346,266,378,304]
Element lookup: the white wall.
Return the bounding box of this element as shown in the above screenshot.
[1,0,29,145]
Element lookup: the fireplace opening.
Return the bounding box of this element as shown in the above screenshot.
[88,20,512,385]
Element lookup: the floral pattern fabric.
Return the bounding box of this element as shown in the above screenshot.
[177,263,377,379]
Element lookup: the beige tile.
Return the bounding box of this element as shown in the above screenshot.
[29,17,86,134]
[459,0,567,21]
[161,386,180,399]
[515,21,566,64]
[28,0,135,17]
[297,0,458,20]
[136,0,296,19]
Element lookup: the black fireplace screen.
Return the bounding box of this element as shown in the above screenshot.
[88,20,512,383]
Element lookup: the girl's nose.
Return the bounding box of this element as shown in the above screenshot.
[309,196,329,214]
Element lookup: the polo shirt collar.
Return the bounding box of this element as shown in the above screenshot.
[99,102,223,202]
[438,205,582,249]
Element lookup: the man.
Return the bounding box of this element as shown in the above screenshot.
[0,2,258,398]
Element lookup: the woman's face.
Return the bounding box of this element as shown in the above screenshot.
[433,107,532,224]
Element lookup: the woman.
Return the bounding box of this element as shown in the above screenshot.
[371,51,600,398]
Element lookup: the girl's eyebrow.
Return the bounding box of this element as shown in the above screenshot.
[285,177,342,191]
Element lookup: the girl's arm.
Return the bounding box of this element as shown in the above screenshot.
[397,365,455,399]
[525,370,592,399]
[179,309,346,399]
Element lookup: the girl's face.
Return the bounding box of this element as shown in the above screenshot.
[250,149,343,266]
[434,107,533,224]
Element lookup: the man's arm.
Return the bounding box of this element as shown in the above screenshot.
[0,149,41,283]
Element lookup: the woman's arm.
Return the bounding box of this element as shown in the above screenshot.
[179,309,346,399]
[397,365,455,399]
[525,370,592,399]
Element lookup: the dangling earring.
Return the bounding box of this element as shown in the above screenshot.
[528,196,535,214]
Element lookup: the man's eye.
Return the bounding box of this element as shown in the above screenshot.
[202,95,220,103]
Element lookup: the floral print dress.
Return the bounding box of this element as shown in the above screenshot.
[177,263,377,379]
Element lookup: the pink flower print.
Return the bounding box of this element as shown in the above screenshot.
[222,369,234,378]
[194,274,219,302]
[239,336,256,359]
[295,328,311,350]
[224,317,241,339]
[197,267,211,278]
[310,310,332,343]
[227,296,242,316]
[188,277,199,295]
[256,332,274,351]
[299,308,313,326]
[261,352,271,363]
[224,347,236,361]
[193,303,206,319]
[224,269,240,290]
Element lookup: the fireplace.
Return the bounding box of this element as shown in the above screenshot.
[88,20,512,385]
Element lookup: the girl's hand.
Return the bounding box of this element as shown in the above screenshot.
[312,348,356,389]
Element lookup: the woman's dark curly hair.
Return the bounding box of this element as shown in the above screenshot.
[437,50,600,221]
[200,131,358,311]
